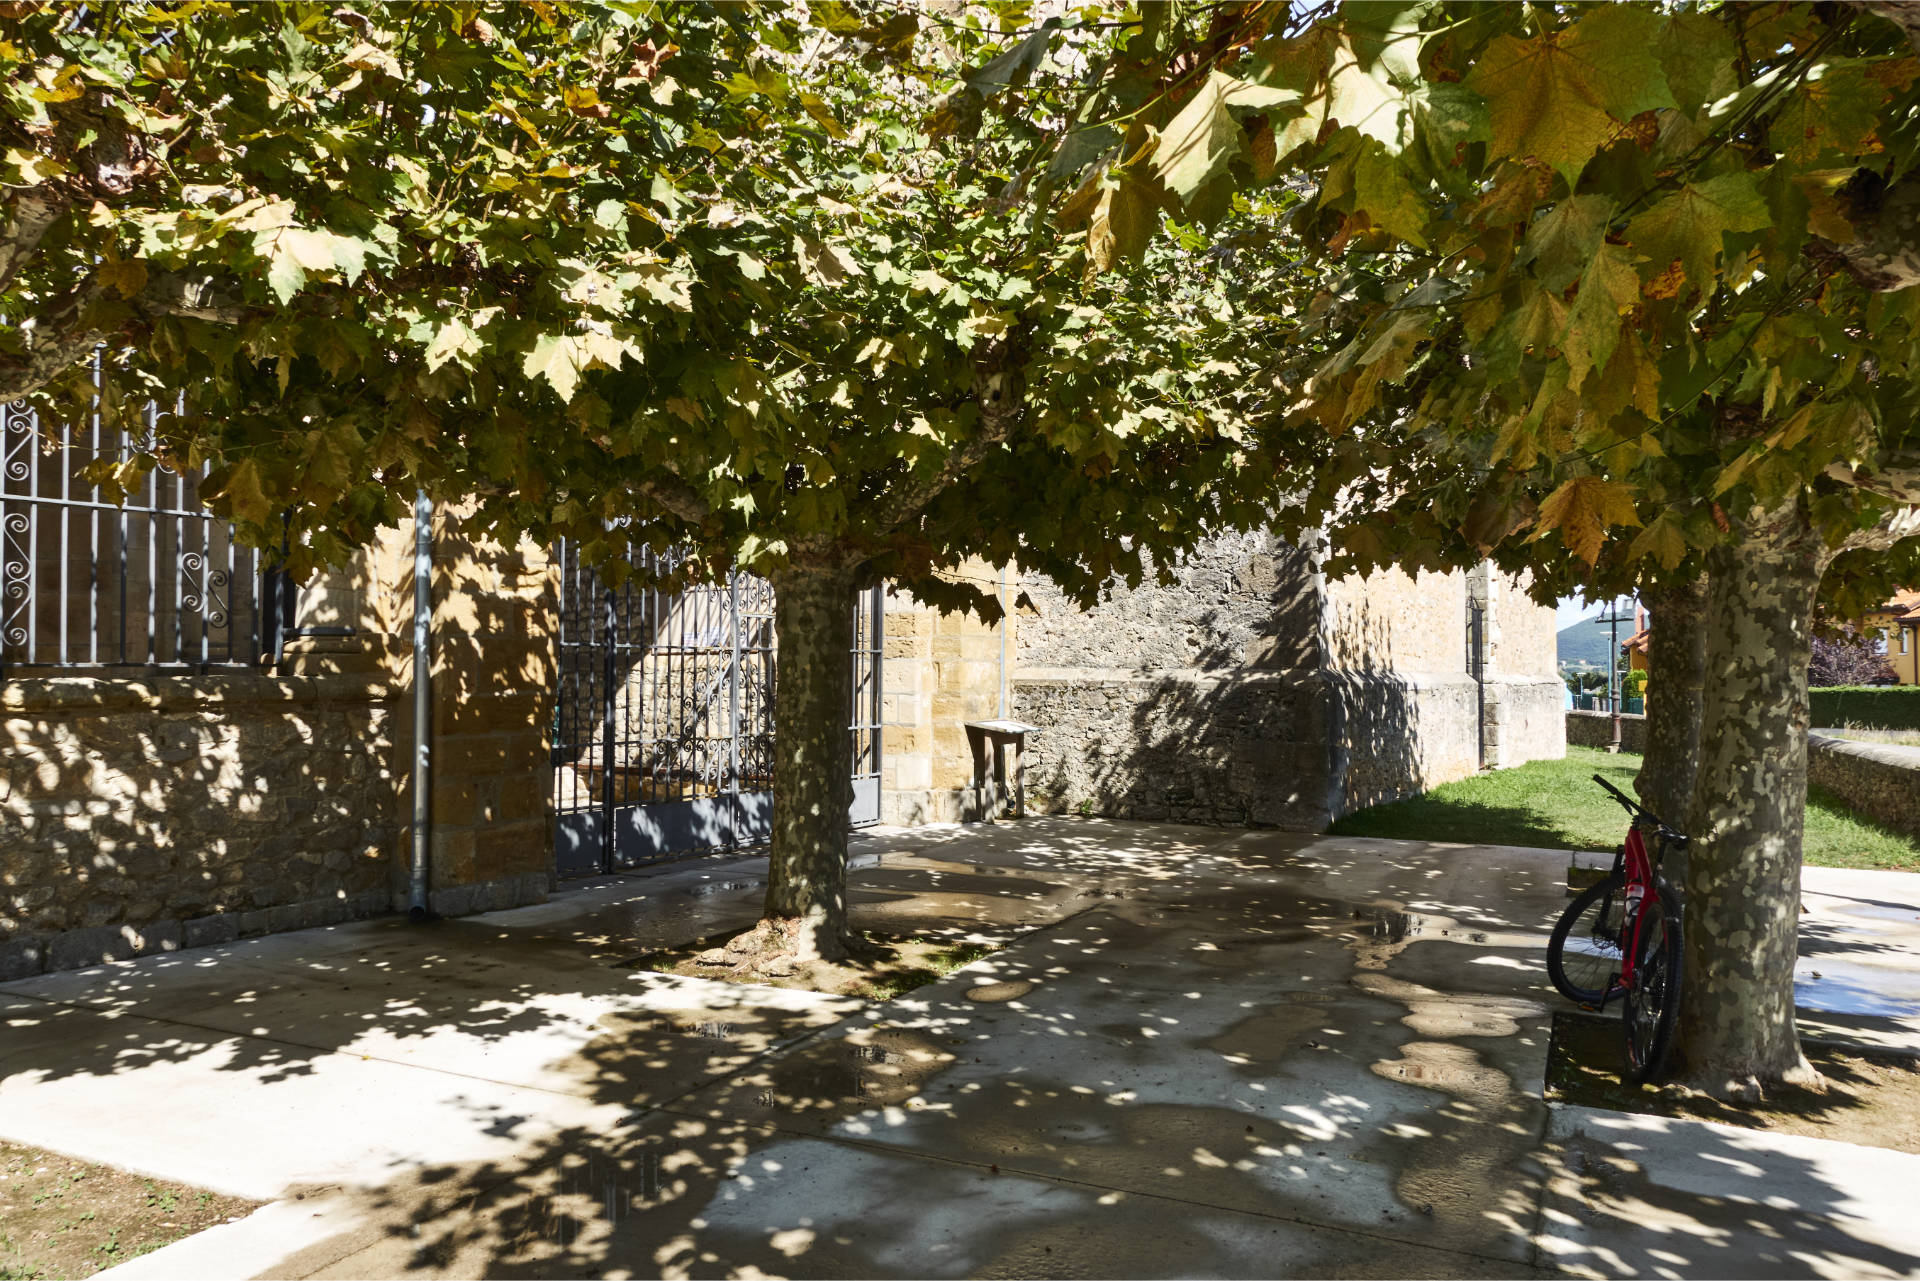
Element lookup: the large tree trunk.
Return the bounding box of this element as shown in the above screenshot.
[1679,511,1825,1099]
[1636,576,1707,888]
[761,560,858,961]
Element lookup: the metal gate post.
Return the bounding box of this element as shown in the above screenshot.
[600,584,616,875]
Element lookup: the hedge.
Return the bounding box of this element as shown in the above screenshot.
[1810,685,1920,731]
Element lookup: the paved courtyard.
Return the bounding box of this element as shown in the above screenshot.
[3,819,1918,1279]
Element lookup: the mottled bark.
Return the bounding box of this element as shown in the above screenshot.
[763,561,858,960]
[1680,510,1825,1099]
[1636,576,1707,888]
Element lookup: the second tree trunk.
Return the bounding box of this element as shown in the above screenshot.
[1680,515,1824,1098]
[1637,575,1708,889]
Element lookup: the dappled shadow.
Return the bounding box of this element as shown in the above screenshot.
[6,821,1920,1277]
[1019,553,1475,833]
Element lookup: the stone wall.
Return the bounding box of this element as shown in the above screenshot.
[389,519,555,915]
[1,507,555,980]
[879,562,1013,825]
[1003,529,1565,832]
[1565,709,1647,752]
[2,674,398,979]
[1808,733,1920,838]
[1017,668,1331,828]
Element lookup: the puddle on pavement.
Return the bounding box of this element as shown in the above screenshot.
[686,879,765,899]
[1204,1003,1344,1068]
[751,1028,954,1114]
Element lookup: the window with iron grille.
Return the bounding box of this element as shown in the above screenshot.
[1,398,278,675]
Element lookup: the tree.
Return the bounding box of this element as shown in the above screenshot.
[2,1,773,570]
[5,4,1294,968]
[1808,632,1898,686]
[1046,1,1920,1097]
[532,11,1294,967]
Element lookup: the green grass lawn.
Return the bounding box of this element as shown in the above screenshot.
[1328,746,1920,872]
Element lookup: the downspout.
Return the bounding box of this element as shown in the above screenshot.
[409,489,433,921]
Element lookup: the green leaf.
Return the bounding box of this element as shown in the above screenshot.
[1627,511,1690,571]
[522,334,584,403]
[1462,5,1674,185]
[1624,172,1770,290]
[1154,70,1301,203]
[1351,141,1428,247]
[965,26,1055,96]
[1521,194,1613,293]
[424,320,482,373]
[1560,242,1641,391]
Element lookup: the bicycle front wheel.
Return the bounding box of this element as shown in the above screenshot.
[1547,871,1627,1006]
[1621,877,1683,1084]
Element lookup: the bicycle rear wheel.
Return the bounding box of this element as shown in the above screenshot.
[1547,872,1626,1006]
[1621,877,1683,1084]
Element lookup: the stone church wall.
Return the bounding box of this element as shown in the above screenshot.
[1004,529,1563,831]
[1013,531,1338,826]
[2,507,554,981]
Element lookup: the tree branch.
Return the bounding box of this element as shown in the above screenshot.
[1825,454,1920,505]
[1837,503,1920,554]
[632,477,711,524]
[0,318,104,403]
[0,190,68,297]
[855,340,1028,544]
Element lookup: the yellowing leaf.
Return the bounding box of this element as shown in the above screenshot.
[794,235,862,288]
[1532,475,1642,563]
[342,41,403,78]
[1627,513,1689,570]
[1462,5,1674,185]
[1624,172,1770,290]
[213,458,274,527]
[1086,175,1157,275]
[523,334,584,403]
[96,258,148,299]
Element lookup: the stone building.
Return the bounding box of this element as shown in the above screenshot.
[5,403,1561,979]
[883,530,1564,830]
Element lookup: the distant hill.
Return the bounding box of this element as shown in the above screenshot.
[1557,614,1630,670]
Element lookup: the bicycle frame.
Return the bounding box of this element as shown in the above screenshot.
[1589,773,1682,1005]
[1616,823,1657,995]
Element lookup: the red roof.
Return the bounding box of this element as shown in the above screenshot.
[1886,590,1920,621]
[1623,627,1650,653]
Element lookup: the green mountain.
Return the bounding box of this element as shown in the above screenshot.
[1557,614,1631,670]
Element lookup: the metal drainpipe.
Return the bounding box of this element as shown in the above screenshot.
[409,489,433,921]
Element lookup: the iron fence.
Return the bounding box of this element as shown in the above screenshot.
[552,538,883,876]
[2,398,268,675]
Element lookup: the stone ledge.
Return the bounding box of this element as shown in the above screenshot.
[1809,732,1920,838]
[0,888,393,981]
[2,672,395,714]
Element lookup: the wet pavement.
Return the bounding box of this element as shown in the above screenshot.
[2,819,1916,1279]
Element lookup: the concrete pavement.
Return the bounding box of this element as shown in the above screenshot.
[1,820,1916,1278]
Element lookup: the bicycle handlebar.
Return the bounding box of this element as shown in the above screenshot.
[1591,773,1688,847]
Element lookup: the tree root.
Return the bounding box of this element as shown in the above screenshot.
[1679,1055,1827,1103]
[690,916,888,981]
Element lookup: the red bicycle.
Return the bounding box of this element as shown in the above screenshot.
[1546,774,1685,1083]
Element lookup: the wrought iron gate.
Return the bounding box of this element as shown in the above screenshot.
[551,542,883,877]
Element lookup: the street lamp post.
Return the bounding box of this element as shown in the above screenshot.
[1595,597,1636,753]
